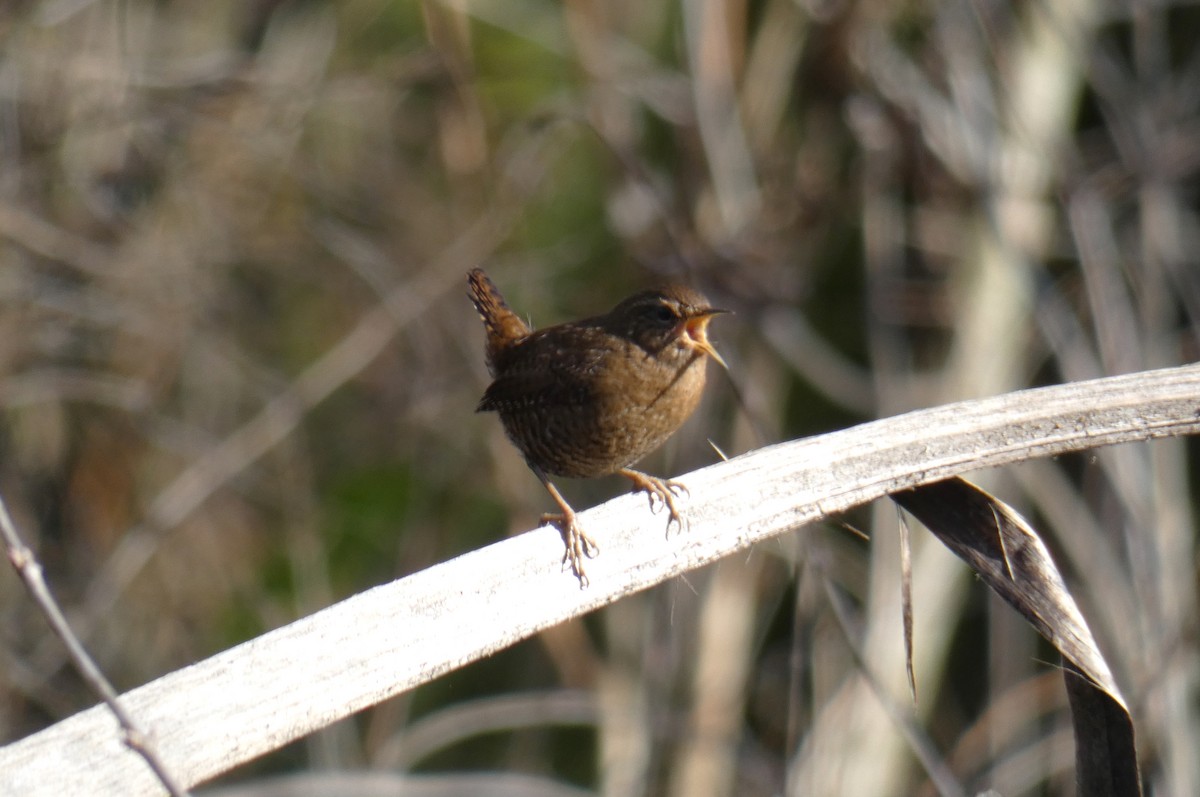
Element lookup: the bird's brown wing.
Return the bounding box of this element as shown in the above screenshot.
[476,369,587,413]
[476,325,606,413]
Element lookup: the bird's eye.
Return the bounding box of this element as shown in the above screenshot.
[652,304,676,323]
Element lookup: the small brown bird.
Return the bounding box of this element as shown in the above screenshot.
[468,268,727,586]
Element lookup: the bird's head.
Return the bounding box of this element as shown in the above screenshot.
[607,285,729,369]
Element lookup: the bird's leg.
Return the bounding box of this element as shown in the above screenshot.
[536,471,599,588]
[619,468,688,534]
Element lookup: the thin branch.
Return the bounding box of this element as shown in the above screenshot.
[898,507,917,705]
[0,496,190,797]
[2,363,1198,795]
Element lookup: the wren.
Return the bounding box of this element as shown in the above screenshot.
[468,268,727,586]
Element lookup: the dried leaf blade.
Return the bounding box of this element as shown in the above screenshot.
[892,477,1140,796]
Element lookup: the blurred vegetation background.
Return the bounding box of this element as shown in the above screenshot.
[1,0,1198,795]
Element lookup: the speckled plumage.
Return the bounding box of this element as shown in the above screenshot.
[468,269,726,586]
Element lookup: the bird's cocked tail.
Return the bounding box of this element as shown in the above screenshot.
[468,268,531,374]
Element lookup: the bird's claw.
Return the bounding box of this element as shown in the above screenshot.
[626,473,689,536]
[542,512,598,588]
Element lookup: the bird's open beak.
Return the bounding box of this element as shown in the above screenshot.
[683,308,730,370]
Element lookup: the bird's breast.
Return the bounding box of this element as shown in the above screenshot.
[488,330,710,479]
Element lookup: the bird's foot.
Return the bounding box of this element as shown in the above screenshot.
[541,509,599,588]
[620,469,689,535]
